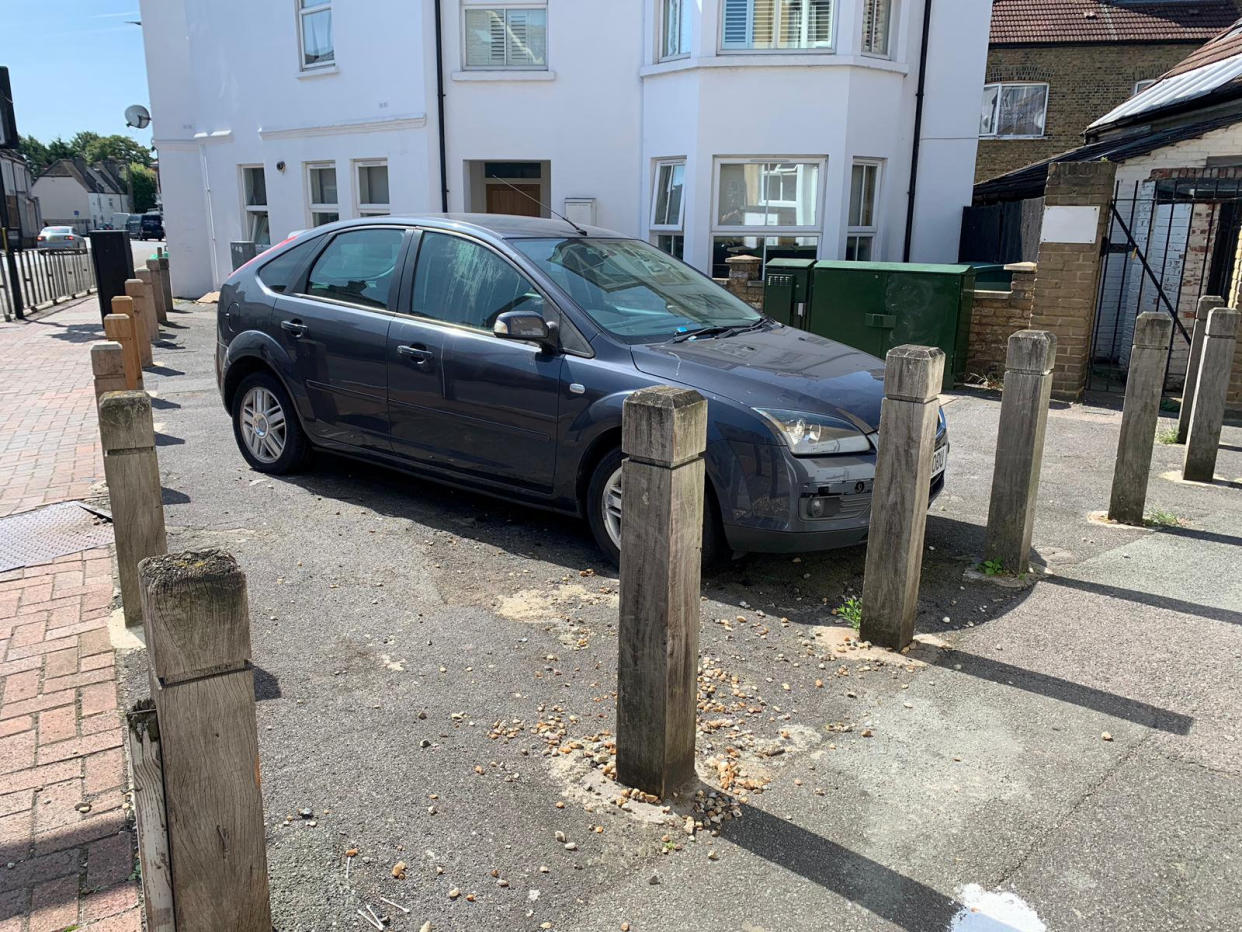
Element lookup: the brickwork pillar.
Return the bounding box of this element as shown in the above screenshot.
[1029,161,1118,401]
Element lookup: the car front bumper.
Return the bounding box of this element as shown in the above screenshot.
[715,431,948,555]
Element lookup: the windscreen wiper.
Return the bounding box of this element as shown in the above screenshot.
[669,325,737,343]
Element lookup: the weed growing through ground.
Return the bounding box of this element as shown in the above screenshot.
[979,558,1005,576]
[1145,510,1181,527]
[1156,427,1179,445]
[834,596,863,629]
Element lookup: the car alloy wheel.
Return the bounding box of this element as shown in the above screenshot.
[239,386,287,464]
[602,465,623,551]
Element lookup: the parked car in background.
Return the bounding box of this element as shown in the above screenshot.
[35,226,86,251]
[139,212,164,240]
[214,215,948,563]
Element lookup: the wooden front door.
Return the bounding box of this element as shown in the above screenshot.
[486,184,542,217]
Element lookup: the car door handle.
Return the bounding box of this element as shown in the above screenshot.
[281,319,308,337]
[397,344,434,365]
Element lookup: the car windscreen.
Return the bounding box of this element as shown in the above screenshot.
[512,237,760,343]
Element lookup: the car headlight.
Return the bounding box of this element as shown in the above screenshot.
[755,408,871,456]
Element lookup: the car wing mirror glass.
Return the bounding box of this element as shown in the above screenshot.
[494,309,557,350]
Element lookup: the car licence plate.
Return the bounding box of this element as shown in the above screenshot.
[931,445,948,478]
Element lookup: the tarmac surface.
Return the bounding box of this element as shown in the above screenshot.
[121,301,1241,932]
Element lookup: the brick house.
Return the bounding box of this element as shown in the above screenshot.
[976,0,1240,184]
[971,19,1242,410]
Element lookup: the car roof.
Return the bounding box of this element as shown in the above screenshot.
[309,213,624,240]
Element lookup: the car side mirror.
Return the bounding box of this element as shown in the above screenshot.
[494,310,558,351]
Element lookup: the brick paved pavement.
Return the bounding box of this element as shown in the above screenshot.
[0,298,140,931]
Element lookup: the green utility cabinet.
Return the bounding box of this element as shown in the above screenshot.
[761,258,816,327]
[799,261,976,390]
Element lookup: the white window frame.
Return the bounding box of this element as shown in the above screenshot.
[240,165,270,246]
[1133,78,1157,96]
[846,159,882,261]
[650,159,687,258]
[860,0,893,58]
[305,161,340,227]
[659,0,692,61]
[980,82,1049,139]
[354,159,390,217]
[297,0,334,72]
[712,157,825,235]
[720,0,836,53]
[463,5,549,71]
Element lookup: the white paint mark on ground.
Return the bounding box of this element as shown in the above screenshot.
[949,884,1046,931]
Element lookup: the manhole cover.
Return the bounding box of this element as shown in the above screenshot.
[0,502,114,573]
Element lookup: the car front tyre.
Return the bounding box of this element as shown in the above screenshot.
[586,448,728,568]
[231,371,308,474]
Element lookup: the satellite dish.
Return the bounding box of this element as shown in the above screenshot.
[124,104,151,130]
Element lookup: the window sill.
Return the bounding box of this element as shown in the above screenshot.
[980,135,1047,141]
[640,53,908,77]
[452,70,556,82]
[297,64,339,79]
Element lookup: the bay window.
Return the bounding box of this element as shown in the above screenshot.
[846,160,881,261]
[980,83,1048,138]
[465,7,548,69]
[861,0,892,56]
[660,0,693,60]
[712,158,823,277]
[651,160,686,259]
[721,0,834,51]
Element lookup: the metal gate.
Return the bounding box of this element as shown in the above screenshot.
[0,245,97,321]
[1090,177,1242,394]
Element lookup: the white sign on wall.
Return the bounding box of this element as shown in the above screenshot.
[1040,205,1100,244]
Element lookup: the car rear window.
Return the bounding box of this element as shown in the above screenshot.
[305,228,404,309]
[257,237,323,293]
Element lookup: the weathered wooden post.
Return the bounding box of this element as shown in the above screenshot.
[860,345,945,650]
[985,330,1056,572]
[139,551,272,932]
[158,254,174,310]
[103,313,143,390]
[1184,306,1241,482]
[616,386,707,797]
[126,277,158,345]
[115,292,153,367]
[146,258,170,324]
[136,269,162,337]
[91,342,128,400]
[98,391,168,627]
[1108,313,1174,524]
[126,702,174,932]
[1177,295,1225,443]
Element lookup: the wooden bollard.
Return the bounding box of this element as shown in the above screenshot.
[126,277,158,345]
[158,254,174,310]
[126,702,175,932]
[136,270,161,338]
[98,391,168,627]
[1108,313,1173,524]
[146,258,169,324]
[117,291,153,367]
[1177,295,1224,444]
[860,345,945,650]
[616,386,707,797]
[103,313,143,390]
[1183,306,1241,482]
[985,330,1056,572]
[138,551,271,932]
[91,342,128,400]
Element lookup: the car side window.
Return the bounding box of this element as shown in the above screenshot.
[257,237,323,293]
[411,232,544,330]
[304,228,404,309]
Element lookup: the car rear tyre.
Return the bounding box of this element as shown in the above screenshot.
[231,372,308,474]
[585,448,729,568]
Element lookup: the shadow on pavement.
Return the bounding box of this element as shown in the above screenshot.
[150,396,181,411]
[1041,573,1242,627]
[254,665,282,701]
[921,645,1193,734]
[154,432,185,447]
[1148,524,1242,548]
[161,487,190,506]
[728,804,959,931]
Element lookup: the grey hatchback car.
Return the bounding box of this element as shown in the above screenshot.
[215,215,947,563]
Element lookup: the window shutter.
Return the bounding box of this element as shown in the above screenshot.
[465,9,503,66]
[722,0,750,48]
[808,0,832,47]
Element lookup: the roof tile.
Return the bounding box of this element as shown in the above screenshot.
[992,0,1240,44]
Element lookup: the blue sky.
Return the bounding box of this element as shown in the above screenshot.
[1,0,152,147]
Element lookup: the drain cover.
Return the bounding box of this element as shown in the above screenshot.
[0,502,115,573]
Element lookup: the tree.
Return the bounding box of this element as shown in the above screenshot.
[18,135,48,173]
[83,134,153,168]
[129,163,157,213]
